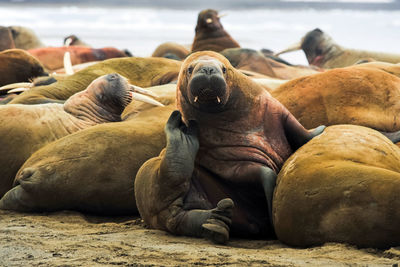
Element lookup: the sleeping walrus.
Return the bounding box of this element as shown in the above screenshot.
[135,51,325,244]
[0,73,162,197]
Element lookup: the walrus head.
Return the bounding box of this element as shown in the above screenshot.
[178,52,231,114]
[275,28,338,67]
[195,9,224,33]
[65,73,163,122]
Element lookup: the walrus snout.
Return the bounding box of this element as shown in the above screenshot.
[189,71,227,108]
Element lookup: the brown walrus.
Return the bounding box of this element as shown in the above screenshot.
[271,63,400,132]
[191,9,240,53]
[9,56,182,104]
[221,48,321,80]
[28,46,130,71]
[0,84,176,214]
[135,51,325,244]
[276,28,400,68]
[0,73,162,197]
[0,26,15,51]
[273,125,400,248]
[0,49,47,87]
[8,26,45,50]
[152,42,190,61]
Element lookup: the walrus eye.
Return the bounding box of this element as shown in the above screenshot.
[188,67,193,74]
[222,66,226,74]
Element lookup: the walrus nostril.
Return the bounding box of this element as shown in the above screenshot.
[199,66,218,75]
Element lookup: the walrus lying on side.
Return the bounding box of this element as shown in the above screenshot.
[271,63,400,133]
[274,125,400,248]
[0,84,176,215]
[135,51,325,244]
[191,9,240,53]
[276,28,400,68]
[0,73,163,197]
[9,56,181,104]
[0,49,47,87]
[28,46,130,71]
[152,42,190,61]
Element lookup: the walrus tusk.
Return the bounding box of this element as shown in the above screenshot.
[7,87,29,94]
[131,92,165,107]
[129,85,160,99]
[217,96,221,103]
[206,18,213,24]
[63,52,74,75]
[0,82,31,92]
[64,37,73,47]
[274,41,302,56]
[194,96,198,103]
[217,13,227,18]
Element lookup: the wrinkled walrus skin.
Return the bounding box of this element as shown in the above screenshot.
[135,51,325,244]
[9,56,181,104]
[274,125,400,248]
[0,49,47,87]
[0,84,176,215]
[0,74,134,197]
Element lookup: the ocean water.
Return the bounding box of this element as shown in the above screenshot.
[0,5,400,65]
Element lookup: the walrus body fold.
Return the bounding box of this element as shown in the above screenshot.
[9,57,181,105]
[0,84,177,215]
[135,51,324,244]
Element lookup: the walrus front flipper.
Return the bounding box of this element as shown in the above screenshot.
[380,130,400,144]
[283,111,325,150]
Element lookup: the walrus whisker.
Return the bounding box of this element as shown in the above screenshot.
[0,82,31,92]
[63,52,74,75]
[274,41,302,56]
[129,84,160,99]
[131,92,165,107]
[7,87,29,94]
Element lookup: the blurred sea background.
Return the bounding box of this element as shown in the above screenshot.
[0,0,399,65]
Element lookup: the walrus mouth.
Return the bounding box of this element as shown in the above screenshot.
[189,74,227,112]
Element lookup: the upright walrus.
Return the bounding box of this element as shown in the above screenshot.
[9,56,181,104]
[191,9,240,53]
[135,51,325,244]
[276,28,400,68]
[0,73,163,197]
[0,84,176,215]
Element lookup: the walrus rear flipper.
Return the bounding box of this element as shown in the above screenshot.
[283,111,326,151]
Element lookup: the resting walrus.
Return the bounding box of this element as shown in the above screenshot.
[0,26,15,51]
[135,51,325,244]
[275,28,400,68]
[191,9,240,53]
[0,73,162,197]
[0,84,176,214]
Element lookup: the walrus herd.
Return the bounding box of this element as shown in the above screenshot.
[1,8,400,250]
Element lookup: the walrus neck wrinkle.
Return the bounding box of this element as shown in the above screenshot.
[64,95,121,125]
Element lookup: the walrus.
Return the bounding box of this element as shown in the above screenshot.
[28,46,130,71]
[0,49,47,87]
[273,125,400,248]
[0,26,15,51]
[0,73,163,197]
[9,56,182,104]
[221,48,321,80]
[191,9,240,53]
[152,42,190,61]
[63,34,90,47]
[271,63,400,132]
[0,84,176,214]
[275,28,400,68]
[8,25,45,50]
[134,51,325,244]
